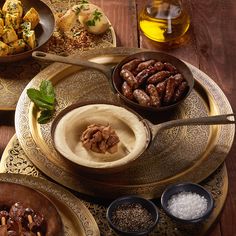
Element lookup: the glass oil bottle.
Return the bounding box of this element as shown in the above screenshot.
[139,0,190,43]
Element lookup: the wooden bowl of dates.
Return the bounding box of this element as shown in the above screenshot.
[0,0,55,63]
[0,182,63,235]
[112,51,195,112]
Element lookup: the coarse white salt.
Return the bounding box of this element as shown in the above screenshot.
[167,191,208,220]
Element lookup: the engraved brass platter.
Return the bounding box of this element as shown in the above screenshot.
[0,0,116,110]
[15,47,235,199]
[0,136,229,236]
[0,172,100,236]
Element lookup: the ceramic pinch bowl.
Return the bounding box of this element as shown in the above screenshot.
[32,50,195,113]
[161,182,214,224]
[106,195,159,236]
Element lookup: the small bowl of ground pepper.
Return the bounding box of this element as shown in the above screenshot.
[161,182,214,224]
[106,195,159,236]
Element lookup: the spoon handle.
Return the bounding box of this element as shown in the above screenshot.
[150,113,236,139]
[32,51,111,75]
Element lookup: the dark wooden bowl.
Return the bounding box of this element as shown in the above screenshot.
[0,0,55,63]
[112,51,194,112]
[161,182,214,224]
[0,182,63,235]
[106,195,159,236]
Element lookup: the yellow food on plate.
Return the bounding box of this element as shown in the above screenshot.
[57,8,77,32]
[23,7,40,29]
[5,12,21,29]
[0,40,9,55]
[2,25,18,43]
[9,38,26,53]
[0,0,40,55]
[57,2,109,35]
[23,29,36,48]
[0,17,4,36]
[76,3,109,35]
[2,0,23,17]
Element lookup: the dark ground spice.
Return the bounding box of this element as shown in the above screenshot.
[111,203,154,232]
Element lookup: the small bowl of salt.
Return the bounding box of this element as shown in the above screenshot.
[161,182,214,224]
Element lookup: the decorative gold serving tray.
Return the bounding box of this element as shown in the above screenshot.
[15,47,235,199]
[0,0,116,110]
[0,172,100,236]
[0,135,229,236]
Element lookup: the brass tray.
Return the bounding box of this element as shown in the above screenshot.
[0,135,229,236]
[0,172,100,236]
[0,0,116,110]
[15,47,235,199]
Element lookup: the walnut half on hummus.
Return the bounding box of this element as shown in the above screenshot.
[81,124,120,154]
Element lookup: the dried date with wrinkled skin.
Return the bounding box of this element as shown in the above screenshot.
[163,76,176,104]
[134,59,156,73]
[122,82,134,100]
[173,73,184,85]
[120,69,138,89]
[147,71,171,84]
[136,66,157,85]
[146,84,161,107]
[154,61,164,71]
[133,89,151,106]
[156,80,167,101]
[122,58,143,71]
[173,81,188,102]
[164,62,178,74]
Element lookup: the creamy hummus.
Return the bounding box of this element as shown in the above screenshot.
[53,104,150,169]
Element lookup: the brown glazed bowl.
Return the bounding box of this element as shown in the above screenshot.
[112,51,195,112]
[0,0,55,63]
[0,182,63,235]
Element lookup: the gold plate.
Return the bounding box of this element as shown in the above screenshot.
[0,172,100,236]
[0,0,116,110]
[15,47,235,199]
[0,136,229,236]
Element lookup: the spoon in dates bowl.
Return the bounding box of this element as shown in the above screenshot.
[32,50,195,113]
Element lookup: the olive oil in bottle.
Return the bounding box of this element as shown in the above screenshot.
[139,0,190,43]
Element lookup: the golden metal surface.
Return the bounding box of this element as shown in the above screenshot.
[15,47,235,199]
[0,0,116,110]
[0,136,228,236]
[0,171,100,236]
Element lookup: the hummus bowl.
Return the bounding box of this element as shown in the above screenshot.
[51,101,235,174]
[51,102,150,174]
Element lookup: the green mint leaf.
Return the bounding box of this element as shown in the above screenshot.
[39,80,55,104]
[27,80,56,124]
[38,110,54,124]
[27,88,54,110]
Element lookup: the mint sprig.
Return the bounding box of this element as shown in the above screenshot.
[27,80,56,124]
